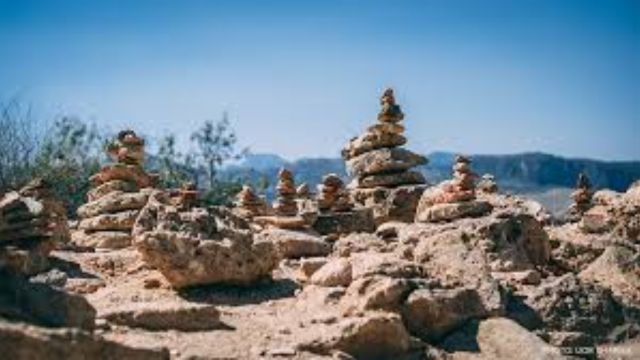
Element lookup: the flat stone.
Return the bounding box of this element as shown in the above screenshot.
[87,180,139,202]
[346,148,427,178]
[90,164,154,188]
[101,302,221,331]
[78,210,139,232]
[355,170,425,188]
[312,208,375,235]
[78,192,149,218]
[256,228,330,259]
[415,201,492,223]
[341,131,407,160]
[72,231,132,249]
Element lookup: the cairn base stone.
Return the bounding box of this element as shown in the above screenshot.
[72,231,132,249]
[355,170,425,189]
[351,185,427,226]
[415,201,493,223]
[313,208,376,235]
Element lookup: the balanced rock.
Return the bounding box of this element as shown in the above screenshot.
[73,130,153,249]
[342,88,427,224]
[233,185,267,219]
[317,174,352,213]
[0,179,69,274]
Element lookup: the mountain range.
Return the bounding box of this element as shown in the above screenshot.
[220,151,640,215]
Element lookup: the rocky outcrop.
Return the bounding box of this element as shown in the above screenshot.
[133,191,277,288]
[73,130,154,249]
[343,88,428,224]
[0,179,69,274]
[577,181,640,241]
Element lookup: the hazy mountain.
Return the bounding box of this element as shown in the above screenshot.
[219,151,640,210]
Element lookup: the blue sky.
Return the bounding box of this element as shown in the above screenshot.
[1,0,639,160]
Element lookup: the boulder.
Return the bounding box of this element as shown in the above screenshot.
[402,287,490,341]
[0,270,96,330]
[579,245,640,307]
[310,258,353,287]
[296,312,411,359]
[136,230,277,288]
[476,318,565,360]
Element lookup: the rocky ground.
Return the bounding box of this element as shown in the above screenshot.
[1,97,639,359]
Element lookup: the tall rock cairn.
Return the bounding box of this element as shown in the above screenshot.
[73,130,154,249]
[342,88,427,189]
[273,168,298,217]
[567,172,593,221]
[0,179,69,274]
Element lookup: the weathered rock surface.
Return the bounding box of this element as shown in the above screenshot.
[0,269,96,330]
[296,312,412,359]
[346,147,427,178]
[256,228,331,259]
[77,191,149,218]
[416,200,492,223]
[134,192,277,288]
[579,245,640,307]
[351,185,426,225]
[0,179,69,274]
[101,302,221,331]
[476,318,565,360]
[312,208,375,235]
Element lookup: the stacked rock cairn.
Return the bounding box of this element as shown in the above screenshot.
[416,155,492,222]
[273,168,298,217]
[567,172,593,221]
[343,88,427,189]
[477,173,499,194]
[254,168,314,229]
[172,182,199,211]
[341,88,428,224]
[73,130,154,249]
[234,185,267,219]
[0,179,69,274]
[317,174,353,213]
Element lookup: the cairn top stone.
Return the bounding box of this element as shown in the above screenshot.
[378,88,404,123]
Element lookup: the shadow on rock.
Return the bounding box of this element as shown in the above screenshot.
[178,278,300,306]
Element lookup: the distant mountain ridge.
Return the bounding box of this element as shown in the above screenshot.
[222,151,640,194]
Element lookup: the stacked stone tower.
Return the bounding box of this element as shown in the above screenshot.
[567,172,593,222]
[478,174,499,194]
[342,88,428,224]
[73,130,154,249]
[254,168,314,229]
[317,174,353,213]
[0,179,69,274]
[234,185,267,219]
[416,155,492,222]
